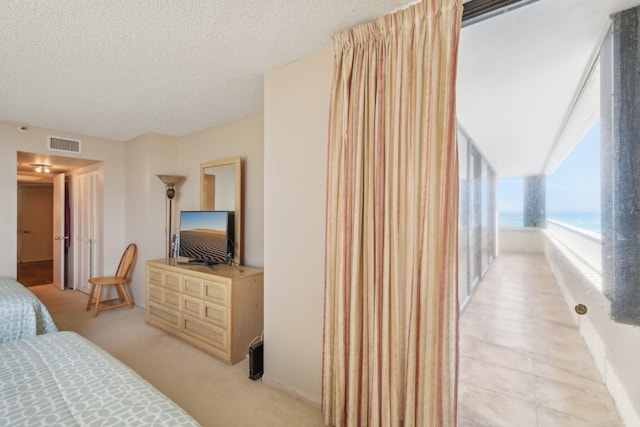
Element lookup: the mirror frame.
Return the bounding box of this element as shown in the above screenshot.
[200,156,243,265]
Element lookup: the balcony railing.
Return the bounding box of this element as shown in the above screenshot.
[545,219,601,274]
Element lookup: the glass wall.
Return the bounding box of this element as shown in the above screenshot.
[469,147,481,290]
[458,131,469,305]
[458,127,497,309]
[481,161,490,274]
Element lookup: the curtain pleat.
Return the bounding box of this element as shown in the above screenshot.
[323,1,462,426]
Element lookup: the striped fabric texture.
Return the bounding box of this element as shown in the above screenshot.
[323,1,462,426]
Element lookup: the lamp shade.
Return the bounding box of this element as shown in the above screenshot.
[156,175,185,187]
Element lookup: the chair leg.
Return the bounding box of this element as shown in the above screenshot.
[86,283,96,311]
[118,284,134,308]
[115,283,125,302]
[94,285,103,317]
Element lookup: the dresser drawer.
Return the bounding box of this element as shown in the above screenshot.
[183,295,203,318]
[183,276,203,298]
[148,268,163,287]
[165,272,183,292]
[164,290,182,310]
[148,302,180,329]
[203,301,227,329]
[182,315,227,352]
[148,284,164,305]
[203,280,228,306]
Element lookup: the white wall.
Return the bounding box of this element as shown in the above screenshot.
[263,47,332,403]
[176,113,264,268]
[543,232,640,427]
[498,227,544,253]
[0,120,125,280]
[546,220,601,273]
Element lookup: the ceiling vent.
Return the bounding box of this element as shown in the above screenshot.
[48,136,81,154]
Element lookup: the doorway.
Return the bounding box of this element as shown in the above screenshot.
[17,151,102,290]
[17,183,54,286]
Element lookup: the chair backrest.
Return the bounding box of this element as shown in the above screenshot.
[115,243,137,280]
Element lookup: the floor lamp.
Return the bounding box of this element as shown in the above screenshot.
[157,175,186,258]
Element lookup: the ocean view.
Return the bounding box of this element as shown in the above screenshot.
[499,212,601,233]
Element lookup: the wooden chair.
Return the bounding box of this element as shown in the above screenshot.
[86,243,137,317]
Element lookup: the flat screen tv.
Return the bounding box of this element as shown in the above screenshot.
[179,211,235,265]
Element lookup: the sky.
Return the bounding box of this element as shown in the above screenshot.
[498,121,601,214]
[180,211,228,231]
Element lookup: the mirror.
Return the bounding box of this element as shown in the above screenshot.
[200,157,243,265]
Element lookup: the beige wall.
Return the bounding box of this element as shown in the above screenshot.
[124,133,179,306]
[263,48,332,403]
[0,120,126,280]
[122,114,264,307]
[176,113,264,268]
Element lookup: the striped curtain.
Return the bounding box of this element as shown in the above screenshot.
[322,1,462,426]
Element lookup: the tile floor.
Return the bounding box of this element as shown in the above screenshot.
[458,253,623,427]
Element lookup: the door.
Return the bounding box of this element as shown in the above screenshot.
[74,167,102,293]
[53,174,66,290]
[17,185,53,263]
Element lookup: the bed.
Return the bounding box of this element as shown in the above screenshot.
[0,276,58,343]
[0,331,201,426]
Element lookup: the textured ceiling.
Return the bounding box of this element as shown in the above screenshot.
[0,0,413,141]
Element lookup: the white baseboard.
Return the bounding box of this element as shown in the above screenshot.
[262,375,322,408]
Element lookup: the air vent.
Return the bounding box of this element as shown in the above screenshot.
[48,136,81,153]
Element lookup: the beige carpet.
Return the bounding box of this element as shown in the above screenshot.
[30,284,325,427]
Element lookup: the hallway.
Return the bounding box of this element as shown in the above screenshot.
[17,260,53,287]
[458,253,622,426]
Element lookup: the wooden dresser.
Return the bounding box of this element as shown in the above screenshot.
[145,258,263,365]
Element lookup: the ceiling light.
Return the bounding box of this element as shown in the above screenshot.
[32,164,52,173]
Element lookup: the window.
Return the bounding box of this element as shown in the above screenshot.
[546,121,601,234]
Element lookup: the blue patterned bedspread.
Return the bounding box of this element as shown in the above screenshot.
[0,331,201,426]
[0,276,58,343]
